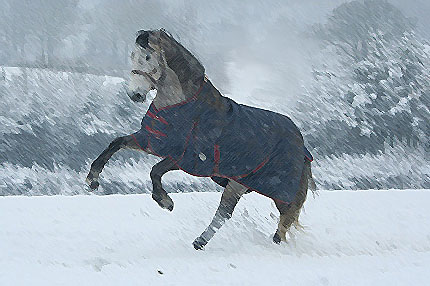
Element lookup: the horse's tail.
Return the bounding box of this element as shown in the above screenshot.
[304,158,317,197]
[279,157,316,232]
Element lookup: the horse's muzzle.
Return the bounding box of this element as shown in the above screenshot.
[129,92,146,103]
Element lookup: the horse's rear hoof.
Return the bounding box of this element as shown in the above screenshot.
[273,233,282,244]
[193,237,207,250]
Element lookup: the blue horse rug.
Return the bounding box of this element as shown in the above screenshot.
[132,80,313,203]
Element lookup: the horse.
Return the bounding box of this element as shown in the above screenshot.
[86,29,316,250]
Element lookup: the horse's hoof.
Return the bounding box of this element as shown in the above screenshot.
[193,237,207,250]
[152,192,174,211]
[85,176,99,190]
[273,233,282,244]
[89,181,100,190]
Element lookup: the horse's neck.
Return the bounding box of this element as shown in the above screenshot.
[152,66,186,109]
[152,66,204,109]
[153,33,205,109]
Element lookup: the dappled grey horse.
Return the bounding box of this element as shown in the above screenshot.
[86,29,315,250]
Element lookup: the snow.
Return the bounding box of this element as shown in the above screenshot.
[313,143,430,189]
[1,190,430,285]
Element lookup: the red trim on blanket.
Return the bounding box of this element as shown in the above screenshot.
[168,162,291,205]
[146,111,168,125]
[130,134,146,151]
[305,155,313,162]
[147,139,154,153]
[145,125,167,138]
[133,78,296,204]
[177,121,198,162]
[130,140,291,205]
[146,110,156,119]
[157,116,168,125]
[252,156,270,173]
[151,80,206,114]
[229,156,270,180]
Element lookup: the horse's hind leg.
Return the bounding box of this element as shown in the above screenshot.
[193,180,248,250]
[86,135,139,189]
[273,164,309,244]
[152,162,237,211]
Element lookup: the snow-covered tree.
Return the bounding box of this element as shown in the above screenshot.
[300,0,430,156]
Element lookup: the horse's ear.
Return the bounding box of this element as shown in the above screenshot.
[159,28,172,39]
[135,30,150,48]
[135,30,160,51]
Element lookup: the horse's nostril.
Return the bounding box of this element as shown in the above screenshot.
[130,92,145,102]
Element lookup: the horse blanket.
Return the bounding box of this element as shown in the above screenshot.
[132,80,313,203]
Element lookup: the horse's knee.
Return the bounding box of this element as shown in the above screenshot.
[110,135,130,149]
[150,168,161,182]
[150,162,166,182]
[215,180,247,219]
[150,158,178,180]
[108,135,140,152]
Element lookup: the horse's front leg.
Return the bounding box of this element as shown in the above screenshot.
[86,135,139,189]
[193,180,248,250]
[150,157,179,211]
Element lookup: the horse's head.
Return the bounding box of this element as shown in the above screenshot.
[128,29,205,103]
[128,30,165,102]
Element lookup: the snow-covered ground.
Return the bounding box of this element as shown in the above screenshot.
[1,190,429,285]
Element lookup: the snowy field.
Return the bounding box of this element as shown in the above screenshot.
[1,190,429,285]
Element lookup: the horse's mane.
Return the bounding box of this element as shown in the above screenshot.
[159,29,205,87]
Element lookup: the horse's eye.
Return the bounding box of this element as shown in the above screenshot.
[146,55,151,61]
